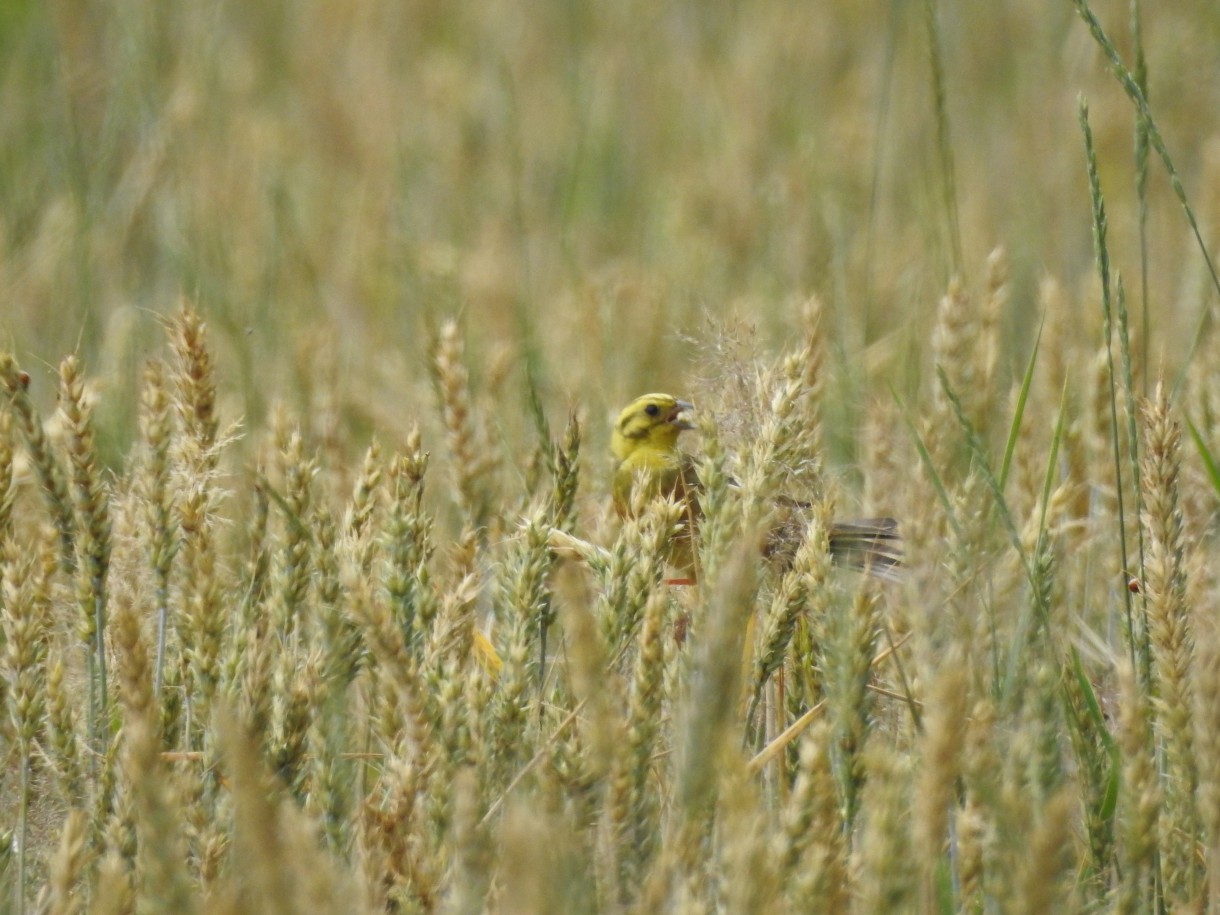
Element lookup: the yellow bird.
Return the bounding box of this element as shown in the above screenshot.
[611,393,900,581]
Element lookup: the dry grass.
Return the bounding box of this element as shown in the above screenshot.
[3,1,1220,912]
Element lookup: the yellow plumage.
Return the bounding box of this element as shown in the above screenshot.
[611,393,900,581]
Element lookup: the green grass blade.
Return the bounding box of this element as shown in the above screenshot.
[1073,0,1220,387]
[999,314,1045,491]
[1080,97,1139,679]
[935,365,1030,582]
[1185,415,1220,500]
[1037,377,1069,538]
[893,383,962,542]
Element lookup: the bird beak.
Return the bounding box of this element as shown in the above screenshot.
[668,400,695,430]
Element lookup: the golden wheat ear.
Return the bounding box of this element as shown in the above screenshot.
[828,517,903,581]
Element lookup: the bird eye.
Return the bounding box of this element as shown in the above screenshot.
[645,404,660,417]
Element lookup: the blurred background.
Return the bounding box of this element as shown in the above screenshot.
[2,0,1218,473]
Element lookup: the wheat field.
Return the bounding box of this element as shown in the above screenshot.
[3,0,1220,912]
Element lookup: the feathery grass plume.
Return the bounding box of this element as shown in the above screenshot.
[234,475,271,651]
[136,360,176,698]
[932,473,994,688]
[1115,660,1160,915]
[41,809,89,915]
[609,587,668,902]
[955,692,1003,904]
[535,411,580,676]
[776,721,848,911]
[223,471,268,742]
[1023,648,1067,807]
[1038,277,1072,404]
[930,278,980,451]
[538,716,595,837]
[716,767,780,914]
[792,297,827,466]
[0,354,76,573]
[460,650,496,798]
[0,408,16,749]
[827,584,883,835]
[429,632,474,800]
[441,768,490,915]
[308,502,359,849]
[978,690,1052,906]
[2,532,51,912]
[218,710,352,915]
[273,654,319,792]
[434,568,482,683]
[344,560,436,780]
[60,361,116,736]
[171,306,219,461]
[168,306,229,745]
[345,438,383,577]
[1035,280,1095,524]
[912,281,1000,641]
[90,849,133,915]
[0,408,13,538]
[176,468,223,744]
[499,510,559,693]
[547,410,581,533]
[195,828,229,905]
[553,573,617,777]
[488,510,554,783]
[1014,790,1076,915]
[59,355,114,746]
[305,653,353,854]
[663,543,757,904]
[978,247,1009,409]
[860,399,904,532]
[1139,381,1200,901]
[431,319,498,531]
[428,573,487,805]
[315,500,359,687]
[496,799,594,915]
[938,359,1059,691]
[914,654,968,909]
[269,420,316,645]
[446,524,481,588]
[360,753,440,911]
[854,747,916,911]
[111,591,198,915]
[170,467,226,744]
[93,732,132,900]
[1195,614,1220,915]
[737,339,824,525]
[749,502,832,727]
[231,606,274,750]
[1061,652,1117,896]
[778,614,826,767]
[336,441,383,775]
[596,496,678,656]
[384,432,438,657]
[174,761,224,908]
[45,648,85,803]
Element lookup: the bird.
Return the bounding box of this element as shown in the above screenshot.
[611,392,901,582]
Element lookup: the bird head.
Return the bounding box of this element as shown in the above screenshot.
[612,393,695,461]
